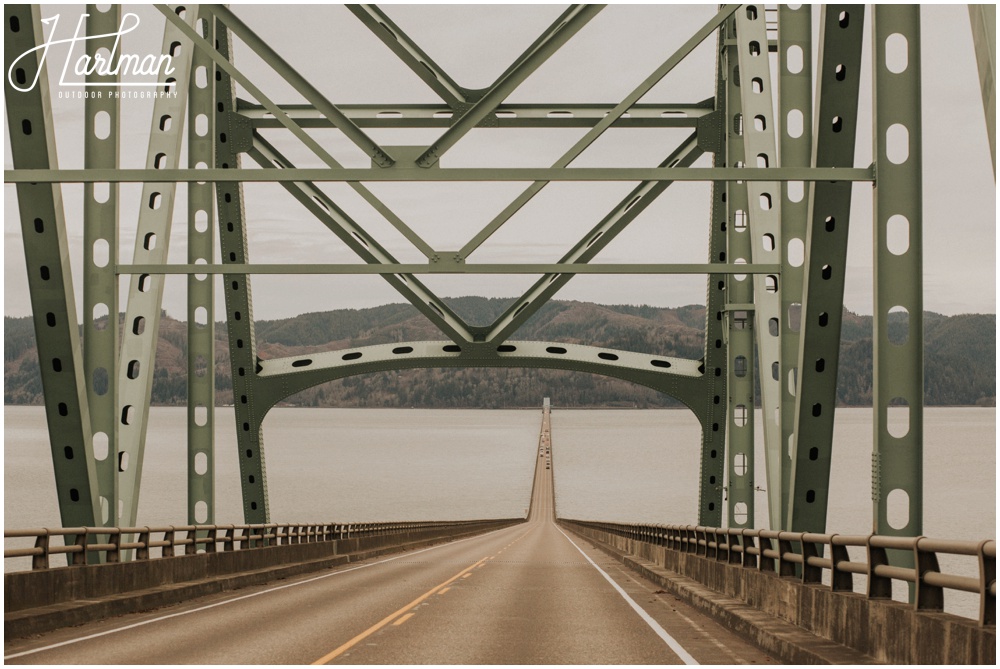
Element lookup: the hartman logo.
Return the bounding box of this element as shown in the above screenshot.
[8,12,176,96]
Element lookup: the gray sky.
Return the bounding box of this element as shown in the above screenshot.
[4,4,995,323]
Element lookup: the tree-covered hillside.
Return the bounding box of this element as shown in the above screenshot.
[4,299,995,408]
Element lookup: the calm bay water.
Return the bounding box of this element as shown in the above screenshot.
[4,405,994,537]
[4,405,995,616]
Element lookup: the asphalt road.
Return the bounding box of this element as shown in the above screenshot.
[5,414,776,665]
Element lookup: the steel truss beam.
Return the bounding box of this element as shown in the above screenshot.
[346,4,471,108]
[247,135,475,345]
[83,5,121,528]
[238,102,714,129]
[735,4,783,534]
[698,45,729,528]
[484,134,704,345]
[776,4,812,531]
[209,4,397,168]
[787,5,864,534]
[5,166,874,184]
[187,14,216,525]
[120,263,782,276]
[213,17,269,524]
[116,5,200,530]
[5,4,101,533]
[872,4,923,540]
[414,4,604,168]
[722,14,754,530]
[967,4,996,174]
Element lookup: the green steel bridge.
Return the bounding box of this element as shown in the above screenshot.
[3,4,996,663]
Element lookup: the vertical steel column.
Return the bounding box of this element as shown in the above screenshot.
[722,15,755,530]
[735,5,783,530]
[776,5,812,530]
[5,5,100,531]
[698,39,728,528]
[967,4,996,175]
[787,6,864,533]
[116,5,198,528]
[872,5,923,540]
[83,6,121,527]
[214,17,270,523]
[187,15,216,526]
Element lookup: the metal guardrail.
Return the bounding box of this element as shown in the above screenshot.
[562,520,997,627]
[4,520,496,571]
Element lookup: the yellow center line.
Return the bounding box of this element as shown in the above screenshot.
[311,555,489,665]
[461,573,472,579]
[391,613,415,627]
[438,587,450,595]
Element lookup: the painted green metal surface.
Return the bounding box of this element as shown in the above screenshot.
[119,262,782,276]
[83,5,121,528]
[4,166,875,184]
[776,4,812,531]
[187,14,216,526]
[787,5,865,534]
[5,4,101,533]
[872,5,923,540]
[967,4,996,175]
[735,4,783,533]
[414,4,604,168]
[722,13,754,530]
[347,5,470,108]
[213,16,270,524]
[115,5,199,529]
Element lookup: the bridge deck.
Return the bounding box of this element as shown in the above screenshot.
[6,442,780,664]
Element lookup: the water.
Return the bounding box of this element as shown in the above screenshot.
[4,405,995,618]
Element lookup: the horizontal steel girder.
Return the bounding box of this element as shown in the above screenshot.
[238,102,713,128]
[117,263,782,275]
[4,167,874,183]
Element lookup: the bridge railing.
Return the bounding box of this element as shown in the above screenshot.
[561,520,996,627]
[4,520,494,571]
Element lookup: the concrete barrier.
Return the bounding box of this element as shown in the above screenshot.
[563,520,996,665]
[6,519,520,638]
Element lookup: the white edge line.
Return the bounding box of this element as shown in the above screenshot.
[4,525,516,661]
[555,525,700,666]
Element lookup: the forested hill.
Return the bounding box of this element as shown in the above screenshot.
[4,298,995,408]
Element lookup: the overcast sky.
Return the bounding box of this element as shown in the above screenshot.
[4,4,995,324]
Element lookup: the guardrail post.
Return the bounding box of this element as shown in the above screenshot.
[980,540,995,626]
[73,531,88,566]
[205,527,218,553]
[727,530,740,565]
[778,534,795,577]
[759,536,775,573]
[867,535,892,598]
[107,529,120,563]
[137,527,150,560]
[742,531,757,569]
[163,527,175,558]
[185,528,198,556]
[32,530,50,570]
[801,539,823,584]
[914,538,944,611]
[829,535,853,591]
[225,526,235,551]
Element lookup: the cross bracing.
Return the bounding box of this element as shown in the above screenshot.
[4,4,991,557]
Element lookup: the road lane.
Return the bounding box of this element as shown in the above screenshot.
[5,410,777,665]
